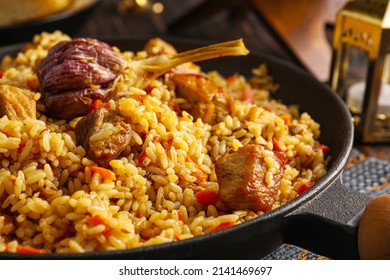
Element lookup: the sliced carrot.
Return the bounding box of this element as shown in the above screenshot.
[89,166,116,181]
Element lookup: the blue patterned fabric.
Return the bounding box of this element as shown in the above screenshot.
[262,149,390,260]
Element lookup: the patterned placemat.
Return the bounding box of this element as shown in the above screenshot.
[262,148,390,260]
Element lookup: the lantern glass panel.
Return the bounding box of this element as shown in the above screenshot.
[373,54,390,132]
[343,44,369,115]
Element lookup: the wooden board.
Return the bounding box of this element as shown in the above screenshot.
[250,0,348,81]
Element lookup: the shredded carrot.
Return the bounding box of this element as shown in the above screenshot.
[1,130,11,137]
[279,114,292,127]
[226,75,237,83]
[211,221,236,232]
[241,86,254,103]
[85,214,112,236]
[15,245,44,254]
[185,156,208,183]
[178,212,185,222]
[297,183,312,195]
[2,214,13,225]
[18,141,26,153]
[88,99,104,112]
[169,101,181,114]
[192,167,208,184]
[134,95,147,103]
[315,144,329,154]
[89,166,116,181]
[166,133,174,148]
[174,231,181,240]
[272,136,283,152]
[26,76,39,90]
[143,85,154,93]
[104,101,113,110]
[138,150,147,164]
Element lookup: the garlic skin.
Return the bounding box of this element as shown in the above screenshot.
[37,38,126,119]
[36,37,249,120]
[358,194,390,260]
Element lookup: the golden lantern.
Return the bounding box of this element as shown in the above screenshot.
[330,0,390,142]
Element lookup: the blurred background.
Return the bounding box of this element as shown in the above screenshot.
[0,0,347,81]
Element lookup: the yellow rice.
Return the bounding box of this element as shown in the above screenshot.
[0,31,329,254]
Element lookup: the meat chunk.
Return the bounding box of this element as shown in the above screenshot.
[171,73,234,125]
[0,85,36,121]
[215,144,286,213]
[75,108,132,167]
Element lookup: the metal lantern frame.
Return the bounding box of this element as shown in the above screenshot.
[330,0,390,143]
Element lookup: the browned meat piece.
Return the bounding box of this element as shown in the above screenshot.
[215,144,286,213]
[171,73,234,125]
[75,108,132,167]
[0,85,36,121]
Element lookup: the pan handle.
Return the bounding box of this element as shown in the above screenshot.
[283,176,371,259]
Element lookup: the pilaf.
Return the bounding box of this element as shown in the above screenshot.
[0,31,329,254]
